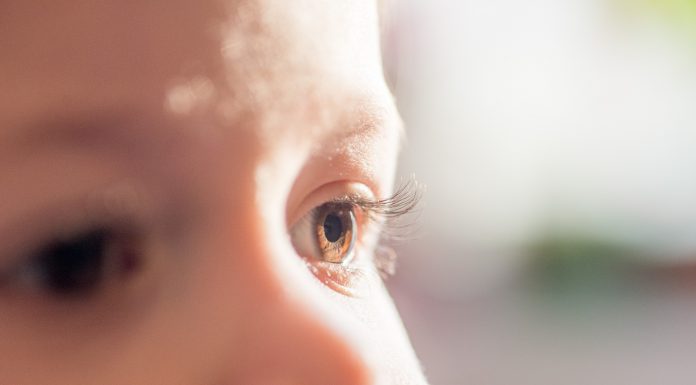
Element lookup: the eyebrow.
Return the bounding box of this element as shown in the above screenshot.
[3,90,404,161]
[3,110,179,157]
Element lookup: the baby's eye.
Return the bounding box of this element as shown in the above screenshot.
[0,227,141,297]
[290,202,360,265]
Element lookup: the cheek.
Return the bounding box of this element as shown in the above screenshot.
[344,280,426,379]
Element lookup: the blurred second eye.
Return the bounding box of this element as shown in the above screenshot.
[0,227,143,298]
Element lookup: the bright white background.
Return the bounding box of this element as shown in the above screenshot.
[385,1,696,383]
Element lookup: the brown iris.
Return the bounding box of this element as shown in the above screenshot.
[314,204,357,264]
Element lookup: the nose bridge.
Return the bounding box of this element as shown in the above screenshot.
[245,295,374,385]
[201,140,376,384]
[245,242,376,385]
[217,202,376,385]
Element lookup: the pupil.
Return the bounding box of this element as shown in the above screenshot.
[36,229,108,294]
[323,213,343,243]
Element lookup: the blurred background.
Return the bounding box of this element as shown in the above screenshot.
[382,0,696,384]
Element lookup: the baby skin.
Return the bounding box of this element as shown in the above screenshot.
[0,1,428,384]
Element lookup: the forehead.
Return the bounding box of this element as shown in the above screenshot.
[0,0,392,144]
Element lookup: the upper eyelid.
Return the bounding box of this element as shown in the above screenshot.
[289,179,422,230]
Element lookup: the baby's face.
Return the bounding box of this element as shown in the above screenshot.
[0,1,428,384]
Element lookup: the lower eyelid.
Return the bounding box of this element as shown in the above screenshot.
[304,257,375,298]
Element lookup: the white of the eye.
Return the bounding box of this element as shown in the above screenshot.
[289,215,321,260]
